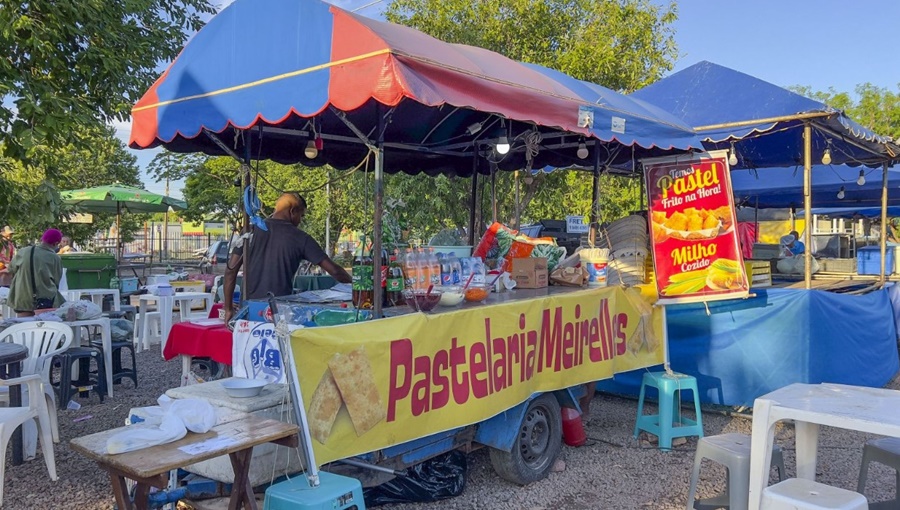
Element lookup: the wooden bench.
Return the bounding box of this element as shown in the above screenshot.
[70,415,299,510]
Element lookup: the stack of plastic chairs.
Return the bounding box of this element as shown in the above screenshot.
[600,215,649,286]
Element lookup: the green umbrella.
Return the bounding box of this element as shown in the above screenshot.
[61,184,188,260]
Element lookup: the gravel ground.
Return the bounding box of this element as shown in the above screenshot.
[4,345,899,510]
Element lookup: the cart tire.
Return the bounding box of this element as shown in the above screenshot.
[489,393,562,485]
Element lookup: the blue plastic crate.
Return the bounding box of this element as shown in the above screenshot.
[857,246,894,275]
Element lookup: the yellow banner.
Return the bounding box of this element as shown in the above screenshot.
[291,286,664,465]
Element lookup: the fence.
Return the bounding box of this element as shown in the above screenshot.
[86,234,226,264]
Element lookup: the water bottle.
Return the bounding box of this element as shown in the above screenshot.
[447,255,461,285]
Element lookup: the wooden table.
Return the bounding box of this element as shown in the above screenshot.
[0,343,28,465]
[748,382,900,509]
[71,415,299,510]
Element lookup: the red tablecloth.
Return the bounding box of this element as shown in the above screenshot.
[163,322,233,365]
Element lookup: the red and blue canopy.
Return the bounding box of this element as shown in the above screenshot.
[130,0,703,175]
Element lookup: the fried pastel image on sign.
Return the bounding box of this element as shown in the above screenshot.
[307,346,386,444]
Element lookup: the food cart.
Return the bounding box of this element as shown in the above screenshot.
[126,0,706,501]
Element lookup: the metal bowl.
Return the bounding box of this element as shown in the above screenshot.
[221,378,267,398]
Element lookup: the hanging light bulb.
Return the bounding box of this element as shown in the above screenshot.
[837,185,845,200]
[576,141,589,159]
[822,148,832,165]
[466,122,483,135]
[728,147,738,166]
[304,139,318,158]
[857,169,866,186]
[495,134,510,155]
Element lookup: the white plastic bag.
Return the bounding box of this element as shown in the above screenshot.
[106,395,216,454]
[58,268,68,293]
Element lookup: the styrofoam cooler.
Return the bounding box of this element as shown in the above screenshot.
[165,379,304,486]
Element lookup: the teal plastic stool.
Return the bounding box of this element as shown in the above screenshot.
[633,371,704,450]
[264,471,365,510]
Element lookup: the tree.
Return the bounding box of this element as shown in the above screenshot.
[792,84,900,142]
[0,0,215,224]
[4,126,144,244]
[383,0,679,229]
[181,157,245,230]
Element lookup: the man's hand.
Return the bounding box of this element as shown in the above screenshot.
[223,304,234,325]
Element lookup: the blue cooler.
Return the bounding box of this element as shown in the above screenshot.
[118,277,140,294]
[857,246,895,275]
[264,471,364,510]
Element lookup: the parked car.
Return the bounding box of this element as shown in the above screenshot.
[205,240,230,264]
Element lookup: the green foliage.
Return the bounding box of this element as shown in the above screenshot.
[791,84,900,141]
[181,157,244,229]
[385,0,678,91]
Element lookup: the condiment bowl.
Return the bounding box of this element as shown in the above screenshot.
[463,283,491,303]
[402,289,443,312]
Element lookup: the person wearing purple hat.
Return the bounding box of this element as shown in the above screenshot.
[7,228,65,316]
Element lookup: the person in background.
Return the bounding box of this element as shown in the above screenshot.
[782,230,804,257]
[0,226,15,287]
[58,236,76,254]
[223,192,351,323]
[7,229,66,316]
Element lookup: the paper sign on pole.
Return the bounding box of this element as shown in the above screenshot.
[644,151,749,304]
[566,215,589,234]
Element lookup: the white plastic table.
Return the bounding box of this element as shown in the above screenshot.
[66,288,121,312]
[748,382,900,509]
[135,294,175,354]
[171,291,213,322]
[64,317,114,398]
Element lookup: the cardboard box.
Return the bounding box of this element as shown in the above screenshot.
[512,257,548,289]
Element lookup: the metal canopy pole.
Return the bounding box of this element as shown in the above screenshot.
[373,110,385,319]
[880,161,889,284]
[468,158,479,245]
[802,123,812,289]
[491,163,498,223]
[589,145,601,247]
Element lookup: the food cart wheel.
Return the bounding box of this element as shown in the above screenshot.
[489,393,562,485]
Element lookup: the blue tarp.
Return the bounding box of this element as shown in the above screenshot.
[631,61,896,169]
[599,288,899,407]
[731,165,900,208]
[797,207,900,218]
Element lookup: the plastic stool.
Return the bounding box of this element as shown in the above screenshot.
[91,339,138,388]
[52,346,107,409]
[634,371,704,450]
[264,471,365,510]
[857,436,900,507]
[761,478,868,509]
[686,433,786,510]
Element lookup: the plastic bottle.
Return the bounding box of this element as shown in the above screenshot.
[402,248,418,291]
[351,247,374,308]
[439,253,452,286]
[447,254,462,285]
[427,247,441,287]
[416,247,429,290]
[386,250,404,306]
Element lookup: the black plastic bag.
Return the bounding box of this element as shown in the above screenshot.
[363,450,467,506]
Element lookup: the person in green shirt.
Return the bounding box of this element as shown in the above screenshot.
[7,228,65,316]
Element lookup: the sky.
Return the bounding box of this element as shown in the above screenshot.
[120,0,900,198]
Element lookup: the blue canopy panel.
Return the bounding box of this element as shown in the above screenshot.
[797,206,900,218]
[599,287,900,407]
[731,165,900,209]
[631,61,897,169]
[130,0,704,176]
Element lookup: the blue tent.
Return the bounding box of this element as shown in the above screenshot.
[731,165,900,209]
[631,61,898,169]
[796,206,900,218]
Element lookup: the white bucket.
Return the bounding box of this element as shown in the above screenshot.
[581,248,610,287]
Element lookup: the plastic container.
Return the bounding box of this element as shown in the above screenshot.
[220,378,267,398]
[580,249,609,287]
[561,407,586,447]
[438,286,465,306]
[59,253,116,289]
[463,283,491,303]
[402,288,442,312]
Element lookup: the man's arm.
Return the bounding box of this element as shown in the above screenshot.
[319,257,351,284]
[223,252,242,323]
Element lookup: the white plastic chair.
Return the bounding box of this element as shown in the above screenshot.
[0,374,58,506]
[0,322,74,445]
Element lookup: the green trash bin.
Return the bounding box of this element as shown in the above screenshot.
[60,253,117,290]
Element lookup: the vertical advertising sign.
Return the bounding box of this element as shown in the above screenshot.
[644,151,749,304]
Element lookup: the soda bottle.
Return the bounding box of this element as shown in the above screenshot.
[380,248,389,306]
[416,247,429,290]
[352,246,374,307]
[447,254,462,284]
[427,247,441,287]
[439,253,452,286]
[402,248,418,291]
[386,250,404,306]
